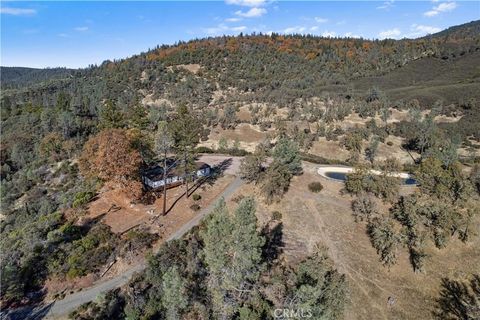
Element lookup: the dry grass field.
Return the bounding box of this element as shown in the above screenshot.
[200,123,272,152]
[227,161,480,320]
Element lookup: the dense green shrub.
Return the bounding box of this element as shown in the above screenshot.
[351,194,377,222]
[197,145,249,156]
[308,181,324,193]
[72,190,95,208]
[261,162,292,204]
[47,221,83,244]
[195,146,215,154]
[63,225,117,279]
[239,147,266,183]
[271,211,282,221]
[190,204,201,211]
[434,274,480,319]
[192,194,201,201]
[345,165,400,202]
[122,230,158,253]
[367,216,401,267]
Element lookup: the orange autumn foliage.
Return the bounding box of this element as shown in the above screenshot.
[79,128,142,186]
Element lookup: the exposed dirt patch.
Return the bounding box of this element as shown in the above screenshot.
[141,94,173,108]
[140,70,148,82]
[389,109,412,123]
[221,123,269,142]
[87,189,151,233]
[237,106,252,122]
[309,138,350,161]
[176,63,202,74]
[210,90,228,105]
[458,146,480,158]
[342,113,371,128]
[387,108,461,124]
[200,123,272,152]
[197,155,242,175]
[376,136,418,163]
[434,114,462,123]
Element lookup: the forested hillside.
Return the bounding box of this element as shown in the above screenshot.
[3,20,480,107]
[1,20,479,319]
[0,67,74,90]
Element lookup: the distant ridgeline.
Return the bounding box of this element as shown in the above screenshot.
[0,66,75,90]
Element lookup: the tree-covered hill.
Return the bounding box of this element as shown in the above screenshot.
[2,21,479,104]
[1,20,479,313]
[423,19,480,40]
[352,51,480,104]
[0,66,75,90]
[2,20,478,141]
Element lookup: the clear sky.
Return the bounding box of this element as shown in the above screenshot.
[1,1,479,68]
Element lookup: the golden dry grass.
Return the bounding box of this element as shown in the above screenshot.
[228,162,480,320]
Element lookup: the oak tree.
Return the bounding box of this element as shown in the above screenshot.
[79,128,142,199]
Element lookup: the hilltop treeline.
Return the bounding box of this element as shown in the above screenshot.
[2,21,480,110]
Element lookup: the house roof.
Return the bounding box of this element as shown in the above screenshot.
[143,161,210,182]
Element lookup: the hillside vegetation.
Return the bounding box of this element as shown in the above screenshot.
[1,20,480,319]
[0,67,74,90]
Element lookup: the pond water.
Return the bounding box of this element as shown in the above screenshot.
[324,171,417,185]
[403,178,417,185]
[324,171,348,181]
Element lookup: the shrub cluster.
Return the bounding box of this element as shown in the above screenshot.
[308,181,324,193]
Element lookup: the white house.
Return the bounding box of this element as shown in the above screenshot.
[142,161,211,190]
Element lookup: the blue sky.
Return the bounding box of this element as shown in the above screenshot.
[1,1,479,68]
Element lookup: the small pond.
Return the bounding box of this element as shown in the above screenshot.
[324,171,417,185]
[403,178,417,185]
[324,171,348,181]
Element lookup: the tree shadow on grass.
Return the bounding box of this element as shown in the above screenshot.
[204,158,233,187]
[4,301,54,320]
[261,222,284,265]
[162,158,234,216]
[433,275,480,320]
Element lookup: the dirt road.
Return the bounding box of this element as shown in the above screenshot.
[5,174,244,320]
[197,154,242,175]
[49,176,243,319]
